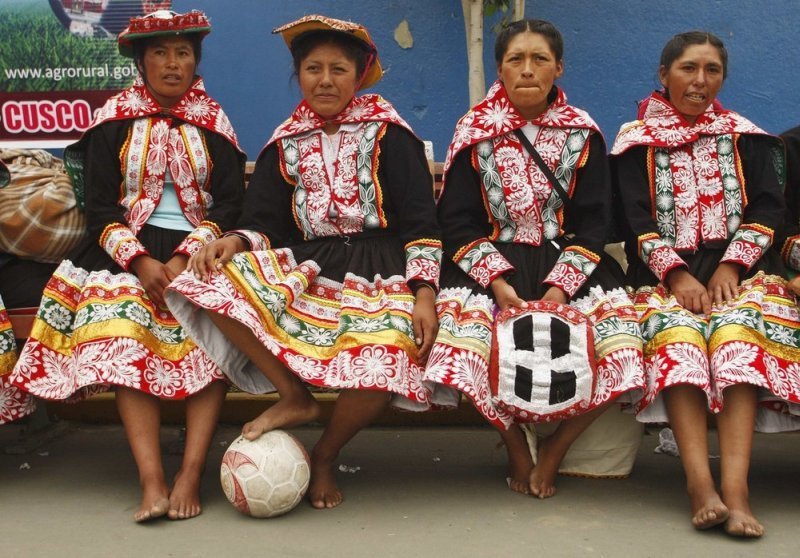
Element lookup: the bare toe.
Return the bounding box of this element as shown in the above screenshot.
[725,510,764,538]
[134,497,169,523]
[308,458,342,510]
[499,426,533,496]
[168,470,203,520]
[242,396,319,441]
[528,438,558,499]
[690,492,729,530]
[506,477,530,495]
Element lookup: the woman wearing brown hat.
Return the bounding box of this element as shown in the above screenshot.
[8,10,246,522]
[167,14,443,509]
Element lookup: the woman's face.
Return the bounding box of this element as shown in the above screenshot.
[659,42,724,125]
[141,35,196,108]
[498,31,563,120]
[298,43,359,120]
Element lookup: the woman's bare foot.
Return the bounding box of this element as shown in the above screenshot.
[689,488,729,530]
[134,481,170,523]
[242,392,320,441]
[528,436,559,499]
[725,509,764,538]
[500,426,533,495]
[308,454,342,509]
[168,468,203,520]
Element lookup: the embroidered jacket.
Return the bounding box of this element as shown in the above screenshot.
[612,92,785,282]
[65,77,245,271]
[232,94,442,289]
[439,81,608,298]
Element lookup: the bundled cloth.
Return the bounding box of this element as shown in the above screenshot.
[0,148,86,263]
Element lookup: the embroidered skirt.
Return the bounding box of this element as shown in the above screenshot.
[9,225,224,402]
[0,297,35,424]
[630,248,800,432]
[166,235,437,408]
[423,241,646,429]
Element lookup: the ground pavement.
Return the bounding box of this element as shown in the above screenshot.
[0,423,798,557]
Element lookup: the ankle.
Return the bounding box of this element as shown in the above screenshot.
[139,475,167,492]
[311,446,338,466]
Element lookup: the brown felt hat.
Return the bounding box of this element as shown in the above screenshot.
[273,14,383,90]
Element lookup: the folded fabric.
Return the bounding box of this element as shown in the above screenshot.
[0,148,86,263]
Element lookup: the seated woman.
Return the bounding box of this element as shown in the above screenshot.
[9,10,245,522]
[0,160,36,424]
[423,19,644,499]
[0,293,33,424]
[611,31,800,538]
[166,15,441,509]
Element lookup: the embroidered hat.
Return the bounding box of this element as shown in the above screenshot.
[273,14,383,90]
[118,10,211,58]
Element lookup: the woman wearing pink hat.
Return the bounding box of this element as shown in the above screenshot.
[9,10,245,522]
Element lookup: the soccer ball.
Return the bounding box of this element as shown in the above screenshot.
[220,431,311,518]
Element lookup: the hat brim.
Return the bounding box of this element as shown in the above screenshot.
[274,18,383,90]
[118,27,210,58]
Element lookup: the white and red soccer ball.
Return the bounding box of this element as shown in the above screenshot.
[220,430,310,518]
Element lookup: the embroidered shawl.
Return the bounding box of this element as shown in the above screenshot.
[65,76,244,270]
[612,91,781,280]
[441,81,604,297]
[611,91,767,155]
[264,93,416,149]
[442,80,600,179]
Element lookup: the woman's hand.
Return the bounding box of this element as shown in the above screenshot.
[130,255,173,308]
[187,236,246,282]
[788,276,800,297]
[491,277,526,311]
[665,268,711,315]
[412,285,438,360]
[706,262,741,306]
[164,254,189,281]
[540,286,568,305]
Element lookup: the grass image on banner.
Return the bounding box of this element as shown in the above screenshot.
[0,0,141,92]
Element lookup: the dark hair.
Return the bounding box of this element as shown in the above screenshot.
[290,30,371,79]
[659,30,727,79]
[494,19,563,65]
[132,33,203,70]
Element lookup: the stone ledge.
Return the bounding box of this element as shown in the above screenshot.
[46,392,487,426]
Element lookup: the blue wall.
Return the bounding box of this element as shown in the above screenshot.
[176,0,800,160]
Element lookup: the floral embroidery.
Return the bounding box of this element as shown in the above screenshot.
[175,220,221,257]
[721,223,773,269]
[638,232,687,282]
[100,222,148,271]
[405,239,442,289]
[543,246,600,297]
[454,239,514,288]
[280,122,386,240]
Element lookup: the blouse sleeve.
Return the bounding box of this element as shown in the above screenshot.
[174,130,245,257]
[542,132,608,298]
[227,143,297,251]
[379,124,442,290]
[84,121,150,271]
[614,145,689,282]
[719,134,785,270]
[437,146,514,289]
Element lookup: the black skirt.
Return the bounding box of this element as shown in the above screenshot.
[441,238,626,301]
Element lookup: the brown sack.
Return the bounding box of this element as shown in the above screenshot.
[0,149,86,263]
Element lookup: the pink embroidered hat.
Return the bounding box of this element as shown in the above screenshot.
[273,14,383,90]
[118,10,211,58]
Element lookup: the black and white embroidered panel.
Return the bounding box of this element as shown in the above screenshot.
[493,307,594,418]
